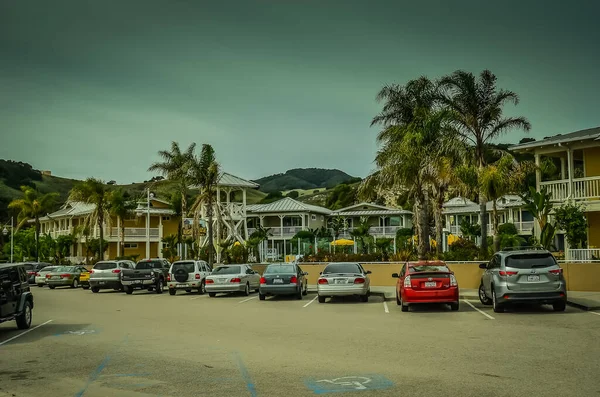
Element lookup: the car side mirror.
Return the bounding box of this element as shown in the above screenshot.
[319,272,322,275]
[392,273,399,278]
[479,263,487,269]
[365,270,372,275]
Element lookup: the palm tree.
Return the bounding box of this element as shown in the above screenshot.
[349,217,371,254]
[68,178,112,260]
[189,144,220,266]
[148,141,196,219]
[521,186,555,250]
[109,189,136,256]
[248,225,272,262]
[439,69,531,255]
[328,216,346,240]
[8,186,59,262]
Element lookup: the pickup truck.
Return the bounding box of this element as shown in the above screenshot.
[121,259,170,295]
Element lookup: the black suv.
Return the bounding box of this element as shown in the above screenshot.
[0,263,34,329]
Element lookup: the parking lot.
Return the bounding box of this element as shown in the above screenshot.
[1,287,599,397]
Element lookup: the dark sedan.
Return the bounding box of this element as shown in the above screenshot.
[22,262,52,284]
[259,263,308,300]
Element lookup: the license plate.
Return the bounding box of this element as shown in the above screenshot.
[52,276,60,279]
[176,283,189,287]
[424,281,437,288]
[527,275,540,282]
[335,279,346,284]
[218,279,227,284]
[133,280,142,284]
[99,281,105,285]
[273,279,283,284]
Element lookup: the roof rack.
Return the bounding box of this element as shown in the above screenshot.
[501,246,546,252]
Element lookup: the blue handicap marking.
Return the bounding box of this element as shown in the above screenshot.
[54,328,99,337]
[305,374,394,394]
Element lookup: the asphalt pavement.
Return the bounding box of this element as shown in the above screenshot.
[1,285,599,397]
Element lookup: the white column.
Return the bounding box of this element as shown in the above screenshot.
[567,148,574,198]
[535,153,541,192]
[560,157,566,180]
[158,216,163,258]
[301,214,305,230]
[146,188,151,259]
[116,217,121,257]
[279,215,284,237]
[381,216,386,236]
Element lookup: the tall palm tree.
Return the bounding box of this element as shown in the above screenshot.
[189,144,220,266]
[68,178,112,260]
[148,141,196,218]
[8,186,59,261]
[109,188,136,256]
[439,70,531,255]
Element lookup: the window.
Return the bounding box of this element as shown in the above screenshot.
[389,216,402,227]
[172,262,195,273]
[323,263,362,274]
[212,265,242,275]
[163,242,170,248]
[410,265,449,273]
[506,254,556,269]
[162,216,171,221]
[265,265,296,274]
[311,214,317,221]
[93,262,117,270]
[124,243,138,249]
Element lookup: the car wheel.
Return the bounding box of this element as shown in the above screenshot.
[169,289,176,296]
[296,288,303,300]
[396,292,401,306]
[72,279,79,288]
[318,295,326,303]
[302,284,308,296]
[553,300,566,312]
[400,294,408,312]
[360,294,368,302]
[49,285,55,290]
[82,285,90,290]
[492,288,504,313]
[208,292,216,297]
[198,281,205,295]
[37,284,44,288]
[16,301,32,330]
[125,286,133,295]
[244,283,250,296]
[259,293,266,301]
[479,283,492,305]
[156,281,163,294]
[91,287,99,293]
[450,302,459,311]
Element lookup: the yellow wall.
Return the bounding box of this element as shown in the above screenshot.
[584,147,600,177]
[587,212,600,248]
[107,242,160,260]
[162,219,179,237]
[559,263,600,291]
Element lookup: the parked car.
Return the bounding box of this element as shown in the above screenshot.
[46,265,89,289]
[89,260,135,293]
[205,264,260,297]
[22,262,52,284]
[0,263,34,329]
[79,267,91,289]
[392,261,459,312]
[122,259,170,295]
[259,263,308,300]
[317,262,371,303]
[167,260,212,295]
[478,247,567,313]
[35,265,60,287]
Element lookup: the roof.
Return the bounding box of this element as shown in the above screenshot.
[442,195,527,215]
[331,202,412,216]
[218,173,259,188]
[509,126,600,152]
[39,201,96,221]
[134,207,175,215]
[246,197,332,215]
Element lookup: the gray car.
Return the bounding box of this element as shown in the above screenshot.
[205,264,260,297]
[479,248,567,313]
[317,262,371,303]
[259,263,308,300]
[89,260,135,293]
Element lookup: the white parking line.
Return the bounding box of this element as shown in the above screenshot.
[239,296,257,304]
[0,319,53,347]
[463,300,495,320]
[303,295,318,308]
[383,301,389,314]
[190,296,204,300]
[589,311,600,316]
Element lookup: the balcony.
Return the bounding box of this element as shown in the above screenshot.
[540,176,600,202]
[46,227,160,241]
[248,226,303,238]
[447,221,534,236]
[566,249,600,261]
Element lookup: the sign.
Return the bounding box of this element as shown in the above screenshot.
[305,375,394,394]
[183,218,207,237]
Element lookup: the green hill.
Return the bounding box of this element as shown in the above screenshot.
[254,168,358,193]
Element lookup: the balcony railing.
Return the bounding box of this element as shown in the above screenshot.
[448,221,534,236]
[248,226,303,237]
[540,176,600,202]
[108,227,159,238]
[567,249,600,261]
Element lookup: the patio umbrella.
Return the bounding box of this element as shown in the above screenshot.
[330,239,355,246]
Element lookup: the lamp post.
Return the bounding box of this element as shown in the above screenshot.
[2,216,14,263]
[146,189,154,259]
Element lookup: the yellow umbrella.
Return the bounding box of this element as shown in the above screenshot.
[448,234,459,245]
[330,239,355,246]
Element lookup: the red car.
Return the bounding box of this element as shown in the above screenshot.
[392,261,459,312]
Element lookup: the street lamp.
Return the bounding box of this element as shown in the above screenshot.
[146,189,154,259]
[2,217,14,263]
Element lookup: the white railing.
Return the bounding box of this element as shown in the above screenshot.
[109,227,159,238]
[540,179,569,201]
[248,226,303,237]
[48,230,72,238]
[541,176,600,202]
[567,249,600,261]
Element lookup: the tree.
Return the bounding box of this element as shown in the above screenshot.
[439,69,531,256]
[349,217,371,254]
[8,186,59,262]
[109,189,136,257]
[375,238,393,261]
[54,234,76,264]
[328,216,346,240]
[286,191,299,199]
[248,225,272,262]
[554,202,587,249]
[189,144,220,267]
[522,186,555,250]
[68,178,112,260]
[161,234,179,262]
[325,184,357,210]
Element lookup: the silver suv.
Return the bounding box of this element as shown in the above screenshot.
[89,260,135,293]
[167,260,212,295]
[478,248,567,313]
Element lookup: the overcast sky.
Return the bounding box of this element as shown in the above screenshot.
[1,0,599,183]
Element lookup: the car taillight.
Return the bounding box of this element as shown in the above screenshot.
[206,279,214,284]
[230,278,241,283]
[46,274,51,279]
[167,274,171,281]
[354,277,365,284]
[112,269,121,274]
[450,274,458,287]
[195,274,201,279]
[89,270,94,274]
[318,278,328,284]
[260,277,266,284]
[290,276,298,284]
[403,275,411,287]
[549,269,563,275]
[35,272,40,276]
[60,274,70,279]
[499,271,518,276]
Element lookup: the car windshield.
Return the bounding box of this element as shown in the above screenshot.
[265,265,296,274]
[410,265,449,273]
[94,262,117,270]
[40,266,58,273]
[172,262,195,273]
[323,263,362,274]
[506,254,556,269]
[55,266,76,272]
[212,265,242,275]
[136,261,163,270]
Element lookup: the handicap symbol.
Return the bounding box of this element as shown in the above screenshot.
[65,329,96,336]
[316,376,371,390]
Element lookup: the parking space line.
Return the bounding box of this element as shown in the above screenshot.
[0,319,53,347]
[190,296,204,300]
[463,300,495,320]
[303,296,318,308]
[589,311,600,316]
[383,301,389,314]
[239,296,257,304]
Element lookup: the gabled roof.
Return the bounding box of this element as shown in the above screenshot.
[218,173,259,188]
[442,195,527,215]
[444,197,477,207]
[39,201,96,221]
[331,202,411,216]
[509,126,600,152]
[247,197,331,215]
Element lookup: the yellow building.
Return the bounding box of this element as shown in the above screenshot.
[511,126,600,260]
[39,198,180,262]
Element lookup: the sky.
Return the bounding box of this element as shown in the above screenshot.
[1,0,599,183]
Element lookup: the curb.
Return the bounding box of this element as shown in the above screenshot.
[566,300,600,311]
[371,292,479,302]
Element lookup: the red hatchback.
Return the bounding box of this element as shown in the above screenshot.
[392,261,459,312]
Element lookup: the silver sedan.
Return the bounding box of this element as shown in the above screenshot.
[317,262,371,303]
[205,264,261,297]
